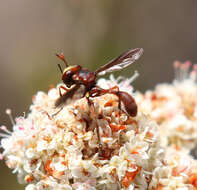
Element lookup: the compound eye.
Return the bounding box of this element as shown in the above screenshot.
[62,70,72,82]
[66,70,73,76]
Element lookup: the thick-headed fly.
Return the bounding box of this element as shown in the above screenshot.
[55,48,143,116]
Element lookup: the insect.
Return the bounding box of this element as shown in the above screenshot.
[55,48,143,157]
[55,48,143,116]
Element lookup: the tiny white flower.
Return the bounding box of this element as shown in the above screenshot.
[25,184,37,190]
[36,140,48,152]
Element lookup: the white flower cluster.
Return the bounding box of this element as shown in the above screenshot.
[97,64,197,189]
[1,86,162,190]
[135,61,197,151]
[1,62,197,190]
[149,147,196,190]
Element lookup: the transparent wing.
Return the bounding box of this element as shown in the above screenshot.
[95,48,143,76]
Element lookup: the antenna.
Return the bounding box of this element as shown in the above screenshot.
[57,63,63,74]
[56,52,69,67]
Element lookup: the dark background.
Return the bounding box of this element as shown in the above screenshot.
[1,1,197,189]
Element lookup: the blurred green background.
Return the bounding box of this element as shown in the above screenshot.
[1,0,197,189]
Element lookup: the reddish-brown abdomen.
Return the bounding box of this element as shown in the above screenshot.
[119,92,137,117]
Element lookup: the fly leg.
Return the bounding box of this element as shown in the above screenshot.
[89,86,124,158]
[52,85,71,117]
[85,92,102,157]
[90,86,137,117]
[52,107,63,117]
[89,85,122,114]
[59,85,71,97]
[108,86,122,115]
[54,85,80,116]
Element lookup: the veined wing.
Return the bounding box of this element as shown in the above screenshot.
[95,48,143,76]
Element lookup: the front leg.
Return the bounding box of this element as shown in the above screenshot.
[59,85,71,97]
[55,85,81,107]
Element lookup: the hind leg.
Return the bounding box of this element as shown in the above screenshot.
[89,86,123,114]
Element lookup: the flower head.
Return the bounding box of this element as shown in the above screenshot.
[2,64,197,189]
[98,67,197,189]
[0,81,162,190]
[135,61,197,151]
